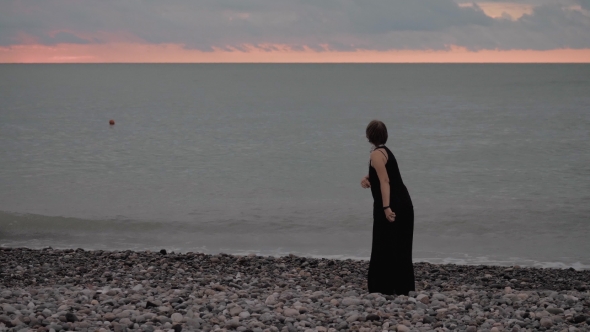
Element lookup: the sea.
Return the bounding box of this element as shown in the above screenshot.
[1,64,589,269]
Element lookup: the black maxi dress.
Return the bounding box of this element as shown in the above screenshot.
[367,146,415,295]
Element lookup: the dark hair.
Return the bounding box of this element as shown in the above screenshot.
[366,120,388,146]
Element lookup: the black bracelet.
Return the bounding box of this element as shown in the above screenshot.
[383,206,390,210]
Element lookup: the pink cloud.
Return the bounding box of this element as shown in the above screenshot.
[459,2,534,20]
[1,43,590,63]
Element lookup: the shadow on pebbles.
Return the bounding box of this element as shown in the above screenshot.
[0,247,589,332]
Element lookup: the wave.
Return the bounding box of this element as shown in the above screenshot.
[1,210,588,270]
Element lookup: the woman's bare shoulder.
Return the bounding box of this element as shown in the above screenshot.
[370,149,388,162]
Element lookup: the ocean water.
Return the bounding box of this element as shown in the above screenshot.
[1,64,589,269]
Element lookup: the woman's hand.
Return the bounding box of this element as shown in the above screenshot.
[361,175,371,188]
[384,207,396,222]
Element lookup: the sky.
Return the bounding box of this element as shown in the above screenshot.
[1,0,590,63]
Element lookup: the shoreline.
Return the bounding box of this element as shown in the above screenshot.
[1,247,589,332]
[2,244,588,271]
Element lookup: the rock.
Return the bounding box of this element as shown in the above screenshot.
[172,324,182,332]
[336,321,348,330]
[547,308,564,315]
[365,314,380,321]
[104,313,116,321]
[186,318,201,329]
[213,284,226,291]
[65,313,78,322]
[171,313,183,323]
[341,297,361,306]
[42,308,52,317]
[229,305,243,316]
[160,249,167,255]
[346,314,359,322]
[57,304,70,311]
[226,318,241,329]
[113,323,127,332]
[2,248,590,332]
[1,304,17,314]
[265,294,277,305]
[396,324,410,332]
[253,312,269,323]
[117,310,132,318]
[416,294,429,304]
[283,308,299,317]
[119,318,133,327]
[540,317,553,328]
[0,315,12,324]
[465,326,476,332]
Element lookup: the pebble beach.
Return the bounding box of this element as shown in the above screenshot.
[1,248,589,332]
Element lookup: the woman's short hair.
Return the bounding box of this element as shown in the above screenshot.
[366,120,388,146]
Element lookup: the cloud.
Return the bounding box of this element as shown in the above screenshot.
[578,0,590,10]
[0,0,589,52]
[43,31,91,45]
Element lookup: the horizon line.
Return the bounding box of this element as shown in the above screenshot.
[2,43,590,63]
[2,62,590,64]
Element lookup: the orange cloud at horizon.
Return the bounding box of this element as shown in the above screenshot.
[1,43,590,63]
[459,2,533,20]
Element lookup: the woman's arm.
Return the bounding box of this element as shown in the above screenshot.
[370,151,396,222]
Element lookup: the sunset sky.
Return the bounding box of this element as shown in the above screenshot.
[1,0,590,63]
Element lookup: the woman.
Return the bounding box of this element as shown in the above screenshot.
[360,120,415,296]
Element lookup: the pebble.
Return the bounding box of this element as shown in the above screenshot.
[265,294,276,305]
[540,317,553,328]
[548,307,565,314]
[283,308,300,317]
[0,247,588,332]
[171,313,183,323]
[346,314,359,322]
[396,324,410,332]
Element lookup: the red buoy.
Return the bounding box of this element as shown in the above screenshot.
[109,119,115,125]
